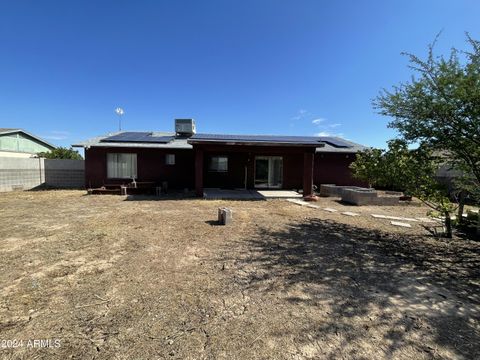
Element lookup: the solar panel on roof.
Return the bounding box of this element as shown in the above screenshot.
[190,134,352,148]
[191,134,319,143]
[136,136,175,143]
[316,137,351,148]
[102,132,150,142]
[101,132,174,144]
[100,132,352,148]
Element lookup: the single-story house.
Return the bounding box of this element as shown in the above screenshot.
[73,119,367,196]
[0,128,56,158]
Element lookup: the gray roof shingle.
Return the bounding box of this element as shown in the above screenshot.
[0,128,20,134]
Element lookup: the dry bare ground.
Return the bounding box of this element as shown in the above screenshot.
[0,190,479,359]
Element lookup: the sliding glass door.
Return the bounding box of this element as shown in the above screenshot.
[254,156,283,188]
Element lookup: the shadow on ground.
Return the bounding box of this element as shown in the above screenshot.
[123,193,196,201]
[220,218,480,359]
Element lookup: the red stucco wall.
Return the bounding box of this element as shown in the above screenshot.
[196,144,309,190]
[84,147,194,189]
[314,152,366,187]
[84,146,364,190]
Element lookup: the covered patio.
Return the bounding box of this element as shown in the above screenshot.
[202,188,303,200]
[188,134,325,198]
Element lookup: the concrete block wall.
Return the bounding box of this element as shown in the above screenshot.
[0,157,84,192]
[320,184,374,198]
[341,188,401,206]
[44,159,85,188]
[0,157,44,192]
[341,188,378,205]
[372,196,402,206]
[320,184,404,206]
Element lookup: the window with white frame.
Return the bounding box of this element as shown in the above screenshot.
[209,156,228,172]
[107,153,137,179]
[165,154,175,165]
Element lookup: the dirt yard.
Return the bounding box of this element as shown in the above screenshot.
[0,190,479,359]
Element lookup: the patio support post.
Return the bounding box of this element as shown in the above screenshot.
[303,151,314,197]
[195,148,204,197]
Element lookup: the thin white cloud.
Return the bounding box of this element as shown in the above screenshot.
[291,110,344,137]
[312,118,326,125]
[315,131,344,137]
[291,109,310,121]
[42,131,70,140]
[312,118,343,137]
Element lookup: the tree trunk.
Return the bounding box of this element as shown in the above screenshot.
[444,212,452,238]
[457,191,465,224]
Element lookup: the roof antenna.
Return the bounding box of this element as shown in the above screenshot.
[115,107,124,131]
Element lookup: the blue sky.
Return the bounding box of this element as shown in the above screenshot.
[0,1,479,150]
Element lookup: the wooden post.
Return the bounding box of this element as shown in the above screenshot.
[303,151,314,197]
[195,148,204,197]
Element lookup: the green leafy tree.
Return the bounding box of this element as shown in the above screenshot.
[351,139,431,191]
[374,33,480,236]
[349,147,383,188]
[351,140,455,237]
[381,139,417,192]
[38,147,83,160]
[403,145,456,238]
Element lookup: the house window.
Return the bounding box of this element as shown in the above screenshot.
[165,154,175,165]
[209,156,228,172]
[107,153,137,179]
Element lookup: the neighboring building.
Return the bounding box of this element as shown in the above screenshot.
[73,119,366,196]
[0,128,55,158]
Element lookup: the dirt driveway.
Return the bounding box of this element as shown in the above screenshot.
[0,190,479,359]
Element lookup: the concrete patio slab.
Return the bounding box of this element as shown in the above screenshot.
[371,214,418,222]
[416,217,441,223]
[257,190,303,199]
[391,221,412,228]
[203,189,264,200]
[203,188,302,200]
[342,211,360,216]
